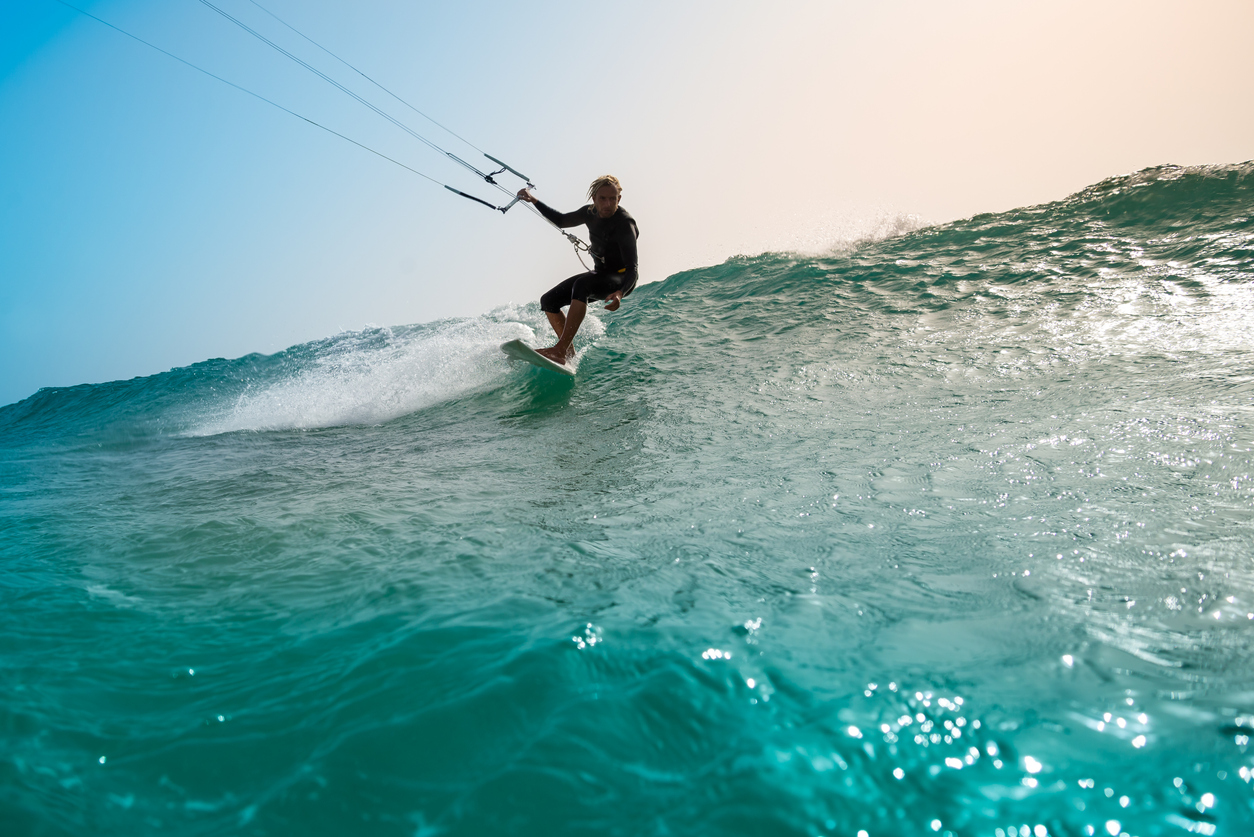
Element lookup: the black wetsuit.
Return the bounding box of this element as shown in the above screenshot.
[535,202,640,313]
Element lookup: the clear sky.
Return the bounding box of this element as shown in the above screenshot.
[2,0,1251,407]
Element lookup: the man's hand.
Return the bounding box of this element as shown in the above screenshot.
[604,290,623,311]
[516,188,537,204]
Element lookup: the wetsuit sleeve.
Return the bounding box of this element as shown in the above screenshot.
[534,201,591,229]
[615,219,639,290]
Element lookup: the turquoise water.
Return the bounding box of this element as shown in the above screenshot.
[3,163,1253,836]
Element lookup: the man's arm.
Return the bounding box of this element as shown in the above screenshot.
[614,218,639,290]
[603,221,638,312]
[516,188,587,229]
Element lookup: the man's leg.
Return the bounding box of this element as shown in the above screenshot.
[539,272,589,352]
[556,300,586,356]
[546,310,566,340]
[538,300,584,363]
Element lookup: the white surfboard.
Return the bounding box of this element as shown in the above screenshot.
[501,339,575,376]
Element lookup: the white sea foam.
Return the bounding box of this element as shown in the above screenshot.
[188,304,603,435]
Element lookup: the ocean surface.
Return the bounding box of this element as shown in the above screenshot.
[2,163,1253,836]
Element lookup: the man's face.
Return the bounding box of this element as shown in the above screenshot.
[593,184,620,218]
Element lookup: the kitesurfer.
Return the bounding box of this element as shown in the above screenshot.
[517,175,639,365]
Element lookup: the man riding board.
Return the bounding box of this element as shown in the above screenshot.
[517,175,639,365]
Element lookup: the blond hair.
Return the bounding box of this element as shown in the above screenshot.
[587,175,622,200]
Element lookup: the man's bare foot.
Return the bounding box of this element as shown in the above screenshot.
[604,291,623,312]
[537,346,571,365]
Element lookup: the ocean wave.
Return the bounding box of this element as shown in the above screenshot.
[2,164,1250,444]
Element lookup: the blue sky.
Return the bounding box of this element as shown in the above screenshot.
[2,0,1252,407]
